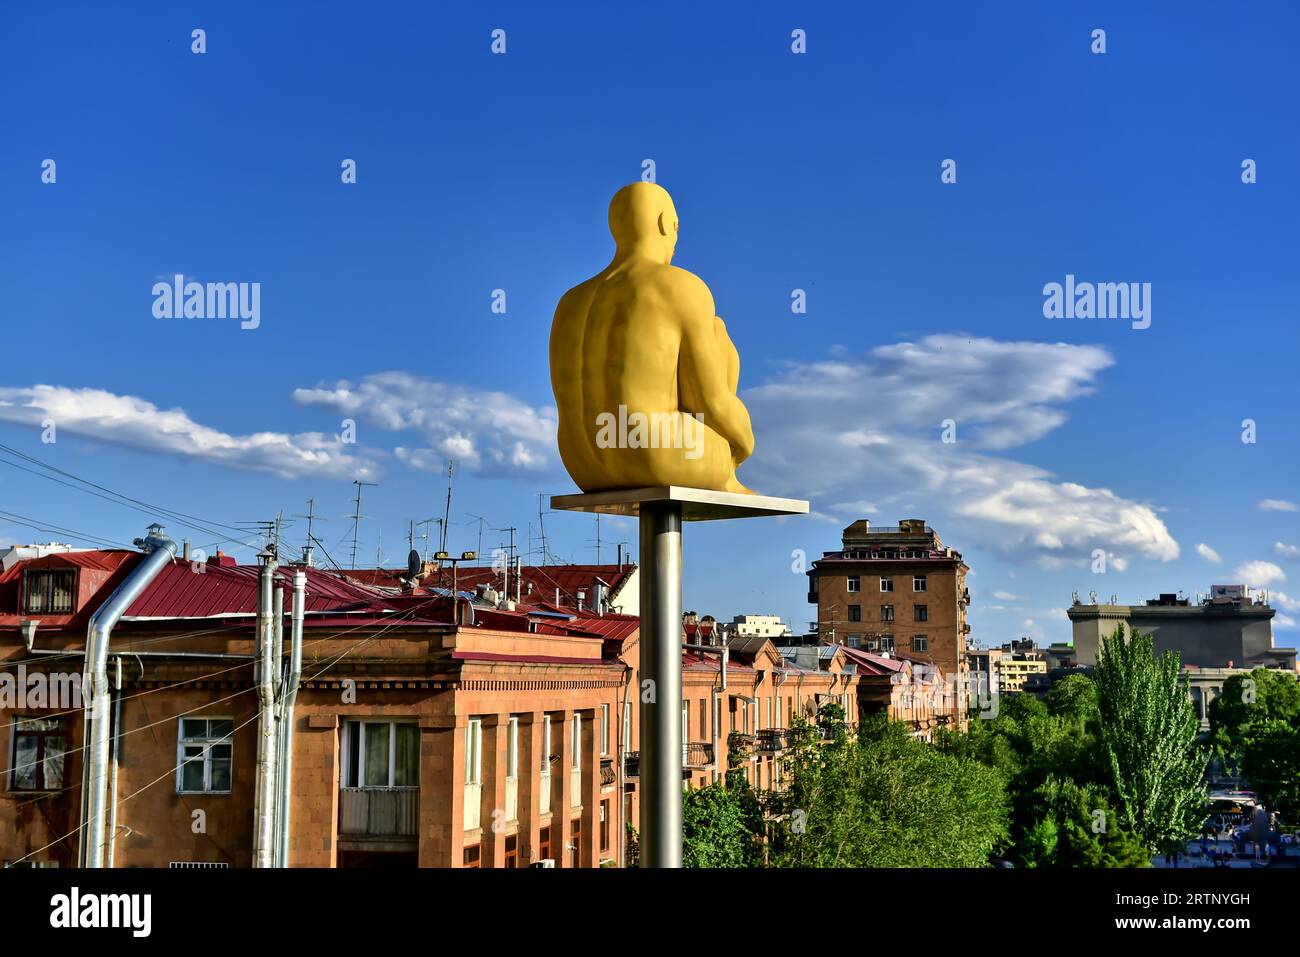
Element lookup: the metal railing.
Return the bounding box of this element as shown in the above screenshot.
[755,729,792,752]
[339,787,419,837]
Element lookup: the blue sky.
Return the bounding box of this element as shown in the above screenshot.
[1,1,1297,646]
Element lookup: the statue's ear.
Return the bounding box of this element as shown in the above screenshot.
[657,212,670,237]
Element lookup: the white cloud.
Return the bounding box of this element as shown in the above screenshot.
[1274,542,1300,560]
[293,372,557,476]
[1196,543,1223,563]
[0,384,374,480]
[1259,499,1298,512]
[1272,591,1300,613]
[1233,560,1286,587]
[992,590,1023,601]
[1275,614,1297,630]
[741,336,1177,568]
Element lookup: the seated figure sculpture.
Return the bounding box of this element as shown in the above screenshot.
[550,183,755,493]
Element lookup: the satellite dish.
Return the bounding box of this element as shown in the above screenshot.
[406,549,421,578]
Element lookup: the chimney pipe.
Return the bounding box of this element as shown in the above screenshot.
[78,524,177,867]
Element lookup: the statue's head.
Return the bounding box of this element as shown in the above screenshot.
[608,182,679,264]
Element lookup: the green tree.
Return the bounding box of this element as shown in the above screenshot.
[1208,668,1300,763]
[682,782,760,867]
[771,715,1009,867]
[1240,721,1300,820]
[1093,624,1208,852]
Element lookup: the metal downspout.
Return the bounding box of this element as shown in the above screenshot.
[78,525,177,868]
[274,569,305,867]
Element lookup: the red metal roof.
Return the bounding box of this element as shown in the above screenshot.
[342,562,637,609]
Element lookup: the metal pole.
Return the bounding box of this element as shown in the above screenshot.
[253,554,278,867]
[638,502,682,868]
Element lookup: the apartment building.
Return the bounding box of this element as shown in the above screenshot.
[807,519,971,701]
[838,645,961,739]
[0,541,633,869]
[1067,587,1295,670]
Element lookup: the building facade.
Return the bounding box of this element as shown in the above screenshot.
[1068,587,1295,671]
[807,519,971,705]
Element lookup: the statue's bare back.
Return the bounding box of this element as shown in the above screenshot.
[550,183,754,493]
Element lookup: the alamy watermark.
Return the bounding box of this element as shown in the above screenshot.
[152,275,260,330]
[0,666,82,710]
[594,405,705,460]
[1043,274,1150,330]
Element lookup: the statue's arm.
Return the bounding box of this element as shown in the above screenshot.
[675,274,754,460]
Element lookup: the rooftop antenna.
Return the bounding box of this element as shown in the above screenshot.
[466,513,488,563]
[537,493,551,565]
[294,498,327,565]
[349,479,376,569]
[440,460,455,554]
[415,516,438,565]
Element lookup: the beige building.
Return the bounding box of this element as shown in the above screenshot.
[808,519,971,707]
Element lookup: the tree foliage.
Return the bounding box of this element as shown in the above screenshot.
[1094,624,1208,852]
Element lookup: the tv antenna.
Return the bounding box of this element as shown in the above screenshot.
[348,479,377,569]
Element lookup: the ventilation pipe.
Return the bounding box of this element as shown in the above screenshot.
[252,549,279,868]
[78,524,177,868]
[274,569,305,867]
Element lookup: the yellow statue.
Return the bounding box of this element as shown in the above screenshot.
[550,183,755,494]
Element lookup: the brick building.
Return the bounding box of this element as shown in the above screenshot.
[1,542,856,868]
[807,519,971,708]
[0,544,633,868]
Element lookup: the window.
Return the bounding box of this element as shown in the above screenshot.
[600,800,610,851]
[177,718,233,793]
[463,844,481,868]
[571,713,582,765]
[507,716,519,779]
[21,568,76,615]
[465,718,483,785]
[880,577,893,592]
[11,716,69,791]
[913,635,929,653]
[913,575,927,592]
[699,699,707,738]
[880,635,896,652]
[881,604,894,622]
[622,701,631,754]
[914,604,928,622]
[776,695,783,728]
[505,835,518,868]
[541,715,552,773]
[340,719,418,789]
[539,826,552,861]
[599,704,609,757]
[847,604,861,622]
[847,576,860,593]
[571,818,583,866]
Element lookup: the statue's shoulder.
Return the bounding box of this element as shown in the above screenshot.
[657,265,714,306]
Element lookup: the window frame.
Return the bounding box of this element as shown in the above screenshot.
[847,604,861,622]
[20,568,78,615]
[465,718,483,786]
[10,716,70,792]
[339,718,420,790]
[846,576,860,593]
[599,704,610,757]
[506,716,519,780]
[913,575,927,592]
[881,603,894,623]
[914,604,929,622]
[913,635,929,653]
[176,716,234,795]
[880,577,893,592]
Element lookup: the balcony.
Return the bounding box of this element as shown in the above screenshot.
[339,787,419,845]
[755,729,792,752]
[624,742,715,780]
[600,759,617,786]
